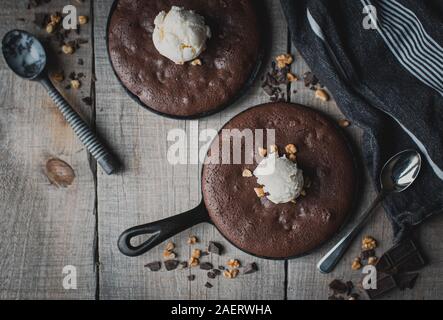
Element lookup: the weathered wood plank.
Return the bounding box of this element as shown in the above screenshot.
[95,0,287,299]
[0,0,96,299]
[286,46,443,300]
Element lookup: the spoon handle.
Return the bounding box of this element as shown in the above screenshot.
[41,77,119,175]
[317,192,386,274]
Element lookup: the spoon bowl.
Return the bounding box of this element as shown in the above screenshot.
[380,150,421,193]
[2,30,46,80]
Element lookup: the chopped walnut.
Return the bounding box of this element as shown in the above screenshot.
[368,256,378,266]
[70,79,81,89]
[46,23,55,34]
[223,269,240,279]
[187,235,198,245]
[315,89,329,102]
[258,147,267,158]
[254,187,265,198]
[276,54,293,69]
[362,236,377,250]
[242,169,253,177]
[338,119,351,128]
[189,257,199,267]
[287,72,297,82]
[285,144,297,154]
[191,58,202,66]
[50,14,62,25]
[165,241,175,252]
[192,249,201,259]
[78,15,89,25]
[62,44,74,55]
[163,250,176,260]
[351,257,362,270]
[269,144,278,154]
[227,259,241,268]
[288,153,297,162]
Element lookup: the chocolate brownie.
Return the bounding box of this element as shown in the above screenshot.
[108,0,262,118]
[202,103,357,258]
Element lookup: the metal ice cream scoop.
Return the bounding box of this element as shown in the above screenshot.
[2,29,119,174]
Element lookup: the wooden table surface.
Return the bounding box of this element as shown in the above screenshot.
[1,0,442,300]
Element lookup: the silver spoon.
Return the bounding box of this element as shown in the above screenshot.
[2,29,119,174]
[317,149,422,273]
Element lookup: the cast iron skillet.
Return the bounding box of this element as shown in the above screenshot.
[105,0,268,120]
[118,105,361,260]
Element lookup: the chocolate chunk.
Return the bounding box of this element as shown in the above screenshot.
[187,275,195,281]
[361,249,376,261]
[376,240,425,274]
[208,242,223,255]
[366,273,397,299]
[207,271,216,279]
[200,262,213,270]
[179,261,188,269]
[164,260,179,271]
[144,261,161,272]
[303,71,319,87]
[212,269,221,276]
[218,266,226,270]
[205,282,213,288]
[395,273,419,290]
[243,262,258,275]
[329,279,348,294]
[77,58,84,65]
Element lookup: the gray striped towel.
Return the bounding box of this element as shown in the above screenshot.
[280,0,443,242]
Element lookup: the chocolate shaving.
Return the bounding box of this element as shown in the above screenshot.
[243,262,258,275]
[329,279,348,294]
[207,271,216,279]
[187,275,195,281]
[361,249,376,261]
[144,261,161,272]
[82,97,93,106]
[200,262,213,271]
[164,260,179,271]
[204,282,213,289]
[208,242,223,255]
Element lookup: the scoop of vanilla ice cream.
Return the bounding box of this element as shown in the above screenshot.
[152,6,211,64]
[254,152,304,204]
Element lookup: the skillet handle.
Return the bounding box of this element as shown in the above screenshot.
[118,202,210,257]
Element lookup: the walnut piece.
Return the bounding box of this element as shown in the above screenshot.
[287,72,297,82]
[254,187,265,198]
[187,235,198,245]
[315,89,329,102]
[258,147,267,158]
[227,259,241,268]
[351,258,362,270]
[70,80,81,89]
[368,256,378,266]
[285,144,297,154]
[223,269,240,279]
[191,59,202,66]
[78,15,89,25]
[189,257,199,267]
[242,169,253,177]
[362,236,377,250]
[276,54,293,69]
[191,249,201,259]
[165,241,175,252]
